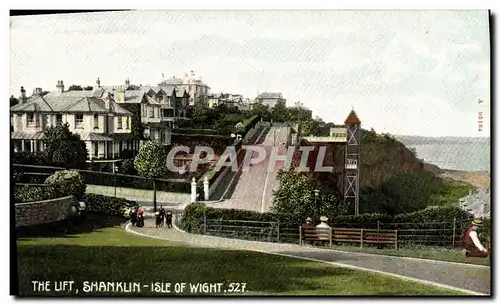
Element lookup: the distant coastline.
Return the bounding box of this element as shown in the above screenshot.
[395,135,490,172]
[439,169,490,189]
[394,135,490,146]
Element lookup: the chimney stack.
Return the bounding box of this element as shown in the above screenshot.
[32,87,43,96]
[96,77,101,88]
[125,78,130,88]
[19,86,28,103]
[56,80,64,93]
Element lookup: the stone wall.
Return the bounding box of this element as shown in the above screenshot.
[15,195,75,228]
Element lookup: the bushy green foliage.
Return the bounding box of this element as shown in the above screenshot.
[82,194,136,216]
[121,103,144,139]
[42,123,88,169]
[13,152,51,165]
[271,170,347,222]
[380,172,444,213]
[134,140,167,178]
[119,158,137,175]
[359,173,474,215]
[14,184,74,203]
[44,170,86,201]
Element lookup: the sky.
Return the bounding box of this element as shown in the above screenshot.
[9,10,491,137]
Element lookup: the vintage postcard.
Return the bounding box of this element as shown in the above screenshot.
[10,10,491,297]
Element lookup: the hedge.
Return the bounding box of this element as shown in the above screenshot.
[180,204,475,247]
[82,194,136,216]
[14,183,75,203]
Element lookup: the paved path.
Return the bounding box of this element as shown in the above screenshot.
[210,126,290,212]
[126,220,490,296]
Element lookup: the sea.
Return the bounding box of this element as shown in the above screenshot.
[394,136,490,172]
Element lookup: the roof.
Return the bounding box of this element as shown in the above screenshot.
[257,92,284,99]
[123,90,146,103]
[79,133,138,141]
[344,109,361,124]
[159,77,183,86]
[10,96,54,112]
[11,131,44,140]
[10,90,132,116]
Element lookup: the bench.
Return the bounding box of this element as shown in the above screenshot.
[299,227,333,247]
[299,227,398,250]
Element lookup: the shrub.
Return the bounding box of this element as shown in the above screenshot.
[82,194,136,216]
[14,184,72,203]
[45,170,86,201]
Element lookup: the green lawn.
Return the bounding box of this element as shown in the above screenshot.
[329,245,490,266]
[16,216,468,296]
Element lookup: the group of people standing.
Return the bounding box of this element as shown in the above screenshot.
[123,205,173,228]
[124,206,144,227]
[155,206,173,229]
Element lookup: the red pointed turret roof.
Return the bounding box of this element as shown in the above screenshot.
[344,109,361,124]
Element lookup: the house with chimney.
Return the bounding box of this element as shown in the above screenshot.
[105,77,191,146]
[157,71,210,106]
[10,81,137,160]
[254,92,286,108]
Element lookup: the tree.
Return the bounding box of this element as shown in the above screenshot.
[250,103,271,120]
[271,170,347,223]
[83,86,93,91]
[134,140,167,211]
[271,103,289,122]
[299,119,319,136]
[68,85,83,91]
[381,172,444,213]
[42,123,88,169]
[10,95,19,107]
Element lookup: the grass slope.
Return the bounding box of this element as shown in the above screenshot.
[16,216,466,296]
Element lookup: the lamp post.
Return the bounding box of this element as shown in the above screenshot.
[313,189,320,205]
[295,101,303,147]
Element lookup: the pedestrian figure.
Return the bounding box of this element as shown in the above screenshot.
[461,219,490,258]
[130,207,137,227]
[301,217,315,246]
[155,211,163,228]
[159,205,166,227]
[316,216,331,246]
[165,210,173,229]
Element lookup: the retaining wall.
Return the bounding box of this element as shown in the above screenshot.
[15,195,75,228]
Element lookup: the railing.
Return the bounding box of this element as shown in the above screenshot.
[13,164,191,194]
[189,218,470,248]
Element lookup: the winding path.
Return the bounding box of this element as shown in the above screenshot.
[126,219,491,296]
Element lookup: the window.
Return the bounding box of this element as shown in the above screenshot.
[94,142,98,157]
[56,114,63,126]
[148,107,154,118]
[117,116,123,129]
[94,114,99,129]
[125,116,129,129]
[75,113,84,128]
[26,113,34,127]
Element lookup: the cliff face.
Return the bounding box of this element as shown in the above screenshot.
[358,131,426,188]
[293,130,428,191]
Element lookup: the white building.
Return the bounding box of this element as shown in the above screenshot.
[255,92,286,108]
[158,71,210,106]
[10,81,136,160]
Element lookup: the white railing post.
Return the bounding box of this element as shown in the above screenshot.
[191,177,197,203]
